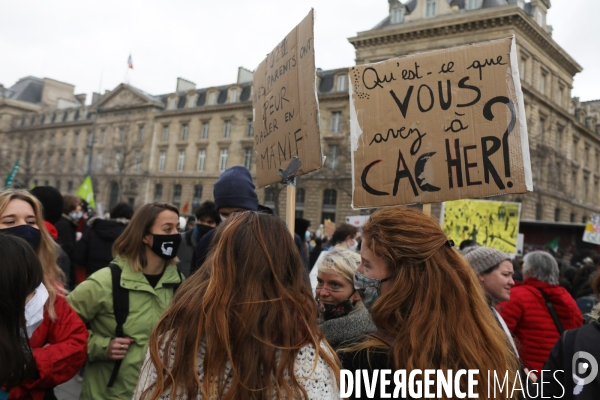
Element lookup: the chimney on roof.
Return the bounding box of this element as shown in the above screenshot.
[75,93,87,105]
[176,78,196,92]
[237,67,254,84]
[91,92,101,104]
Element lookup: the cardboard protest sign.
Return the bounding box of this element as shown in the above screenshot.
[440,199,521,254]
[253,9,322,188]
[350,36,533,208]
[582,214,600,245]
[346,215,370,228]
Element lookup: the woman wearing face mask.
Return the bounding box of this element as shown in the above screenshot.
[338,207,521,399]
[0,235,44,399]
[0,190,88,400]
[309,223,359,293]
[67,202,184,400]
[316,249,377,350]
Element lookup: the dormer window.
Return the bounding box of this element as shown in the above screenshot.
[336,75,348,92]
[229,88,239,103]
[208,91,217,106]
[187,94,197,108]
[425,0,437,17]
[167,97,177,110]
[391,7,404,24]
[466,0,481,10]
[536,10,544,27]
[517,0,525,9]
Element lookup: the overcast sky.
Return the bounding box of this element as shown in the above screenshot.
[2,0,598,102]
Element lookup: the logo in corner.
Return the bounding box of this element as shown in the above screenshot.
[572,351,598,395]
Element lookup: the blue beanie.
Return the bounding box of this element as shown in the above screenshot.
[213,166,259,211]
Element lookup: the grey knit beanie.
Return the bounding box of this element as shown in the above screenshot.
[462,246,510,275]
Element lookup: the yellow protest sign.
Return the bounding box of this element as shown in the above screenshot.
[583,214,600,245]
[441,199,521,253]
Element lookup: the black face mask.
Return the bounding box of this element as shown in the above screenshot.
[148,233,182,260]
[318,291,356,321]
[1,225,41,250]
[193,224,213,242]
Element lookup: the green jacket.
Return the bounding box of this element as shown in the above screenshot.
[67,256,183,400]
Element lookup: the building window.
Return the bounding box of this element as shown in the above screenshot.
[134,151,142,171]
[517,0,525,9]
[118,127,125,142]
[246,119,254,137]
[55,180,61,192]
[158,151,166,172]
[70,152,77,169]
[208,91,217,105]
[67,181,73,193]
[519,58,526,81]
[74,131,80,146]
[100,129,106,144]
[115,152,122,171]
[201,122,210,139]
[322,189,337,222]
[162,125,169,141]
[466,0,480,10]
[555,126,563,148]
[535,203,543,221]
[536,10,543,26]
[96,152,103,171]
[154,184,163,202]
[583,174,589,202]
[295,188,305,219]
[331,112,341,133]
[391,7,404,24]
[181,124,189,141]
[570,213,575,223]
[229,88,239,103]
[192,185,203,209]
[197,149,206,171]
[538,118,545,142]
[584,144,590,165]
[86,131,93,147]
[554,208,561,222]
[571,170,577,196]
[172,184,182,208]
[83,153,89,170]
[425,0,437,17]
[138,125,144,142]
[336,75,348,92]
[573,138,579,159]
[223,120,231,138]
[558,87,564,107]
[62,133,67,147]
[264,187,276,209]
[540,71,547,95]
[219,149,228,172]
[243,148,253,169]
[167,97,177,110]
[177,150,186,172]
[328,145,339,170]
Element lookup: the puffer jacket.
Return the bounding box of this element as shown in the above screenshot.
[73,217,129,276]
[67,256,183,400]
[9,294,88,400]
[497,277,583,371]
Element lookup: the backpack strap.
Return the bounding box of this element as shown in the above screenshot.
[537,287,565,334]
[108,263,129,388]
[163,271,185,293]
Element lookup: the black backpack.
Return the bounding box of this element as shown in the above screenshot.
[107,263,183,387]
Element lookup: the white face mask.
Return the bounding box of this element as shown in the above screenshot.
[347,239,358,252]
[25,282,48,338]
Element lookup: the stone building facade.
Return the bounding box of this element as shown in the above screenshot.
[2,0,600,229]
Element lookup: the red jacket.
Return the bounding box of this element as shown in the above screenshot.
[9,295,88,400]
[497,278,583,372]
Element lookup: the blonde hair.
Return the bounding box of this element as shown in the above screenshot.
[317,249,360,284]
[0,190,65,320]
[112,202,179,272]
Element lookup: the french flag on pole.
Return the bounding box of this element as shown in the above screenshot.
[127,54,133,69]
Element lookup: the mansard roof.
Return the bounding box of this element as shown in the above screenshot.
[4,76,43,104]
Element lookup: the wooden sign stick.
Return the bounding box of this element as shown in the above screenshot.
[286,185,296,238]
[422,203,431,217]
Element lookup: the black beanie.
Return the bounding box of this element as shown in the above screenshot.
[30,186,64,224]
[213,166,259,211]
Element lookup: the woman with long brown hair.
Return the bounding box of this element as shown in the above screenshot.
[68,202,184,400]
[0,189,88,400]
[340,206,520,399]
[135,211,340,400]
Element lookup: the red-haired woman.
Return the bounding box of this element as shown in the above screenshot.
[339,206,521,399]
[136,211,340,400]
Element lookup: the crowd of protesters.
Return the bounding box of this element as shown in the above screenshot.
[2,165,600,399]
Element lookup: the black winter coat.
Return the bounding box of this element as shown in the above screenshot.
[73,217,128,276]
[55,215,77,260]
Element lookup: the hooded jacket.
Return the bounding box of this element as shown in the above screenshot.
[67,256,183,400]
[73,217,129,276]
[318,306,377,350]
[497,277,583,371]
[9,294,88,400]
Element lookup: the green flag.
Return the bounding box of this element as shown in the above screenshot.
[4,158,20,189]
[544,237,560,252]
[76,175,96,209]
